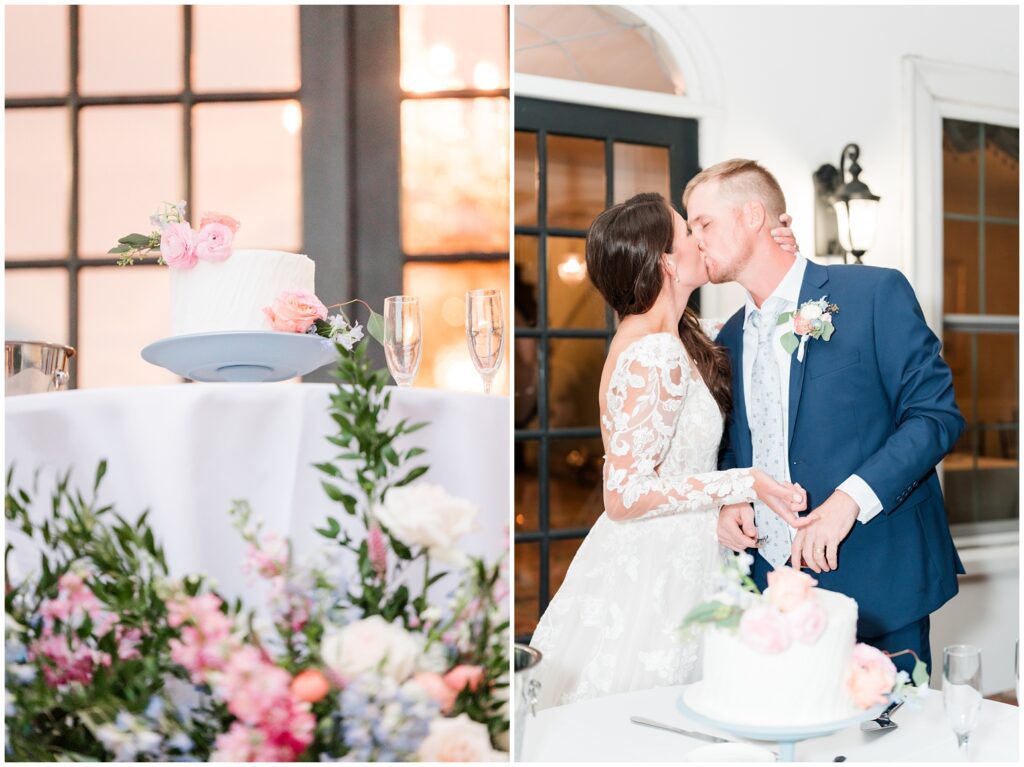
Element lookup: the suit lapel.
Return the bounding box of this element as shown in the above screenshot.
[788,261,830,451]
[731,323,753,466]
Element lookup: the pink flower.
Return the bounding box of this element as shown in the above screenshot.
[847,643,897,708]
[766,567,817,612]
[116,625,144,660]
[413,671,458,713]
[262,290,328,334]
[367,525,389,579]
[195,222,235,263]
[793,316,812,335]
[160,221,197,269]
[738,604,792,654]
[444,664,485,694]
[786,598,827,644]
[213,722,263,762]
[290,669,331,703]
[200,212,240,234]
[244,533,289,579]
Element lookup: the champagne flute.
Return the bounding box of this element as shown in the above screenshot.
[465,289,505,394]
[383,296,422,387]
[943,644,983,760]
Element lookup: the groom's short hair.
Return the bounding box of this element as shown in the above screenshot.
[683,159,786,223]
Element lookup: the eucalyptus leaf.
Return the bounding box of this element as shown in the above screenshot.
[367,311,385,345]
[780,331,799,355]
[821,321,835,342]
[776,311,794,325]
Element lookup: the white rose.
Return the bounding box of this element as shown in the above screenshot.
[800,304,823,320]
[320,615,422,682]
[417,714,500,762]
[372,484,478,567]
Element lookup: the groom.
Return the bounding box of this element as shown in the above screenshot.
[685,159,965,676]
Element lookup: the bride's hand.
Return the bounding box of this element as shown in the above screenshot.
[771,213,799,254]
[751,469,811,528]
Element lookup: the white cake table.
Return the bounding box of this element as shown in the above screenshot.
[521,684,1020,762]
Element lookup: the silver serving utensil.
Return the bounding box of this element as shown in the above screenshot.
[860,699,904,732]
[629,715,731,744]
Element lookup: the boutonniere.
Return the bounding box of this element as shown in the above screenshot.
[777,296,839,362]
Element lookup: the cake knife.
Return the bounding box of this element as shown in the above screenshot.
[629,716,731,744]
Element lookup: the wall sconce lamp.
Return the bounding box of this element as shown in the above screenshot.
[813,143,880,264]
[557,252,587,284]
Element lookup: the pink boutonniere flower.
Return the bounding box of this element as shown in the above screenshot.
[777,296,840,362]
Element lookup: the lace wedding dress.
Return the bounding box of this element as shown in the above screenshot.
[530,331,757,710]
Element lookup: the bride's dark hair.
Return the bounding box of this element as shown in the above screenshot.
[585,192,733,416]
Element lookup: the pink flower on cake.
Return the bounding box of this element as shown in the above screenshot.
[738,604,791,653]
[200,212,240,234]
[786,597,827,644]
[160,222,197,269]
[195,222,235,263]
[263,290,329,333]
[766,566,818,612]
[846,643,897,708]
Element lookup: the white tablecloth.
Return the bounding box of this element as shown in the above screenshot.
[522,684,1019,762]
[5,384,508,600]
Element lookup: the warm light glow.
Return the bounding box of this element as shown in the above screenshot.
[473,60,501,90]
[442,296,463,327]
[515,513,525,526]
[435,343,484,393]
[557,252,587,284]
[428,43,457,78]
[833,198,878,254]
[282,102,302,135]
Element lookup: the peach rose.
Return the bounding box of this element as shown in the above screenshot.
[413,672,457,713]
[847,643,897,708]
[160,222,197,269]
[262,290,328,333]
[195,222,234,263]
[793,316,812,335]
[444,664,485,694]
[766,567,818,612]
[290,668,330,703]
[786,597,827,644]
[738,604,791,654]
[200,212,240,234]
[417,714,499,762]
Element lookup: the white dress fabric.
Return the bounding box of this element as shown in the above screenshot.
[530,330,756,710]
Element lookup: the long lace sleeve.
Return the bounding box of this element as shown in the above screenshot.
[600,338,755,522]
[699,318,725,342]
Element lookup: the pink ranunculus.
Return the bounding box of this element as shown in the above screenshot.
[793,316,812,335]
[160,221,198,269]
[766,566,818,612]
[200,212,240,234]
[444,664,485,694]
[414,671,458,713]
[738,604,792,654]
[194,222,235,263]
[846,643,898,708]
[786,597,828,644]
[262,290,328,334]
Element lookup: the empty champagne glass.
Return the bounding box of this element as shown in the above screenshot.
[465,289,505,394]
[943,644,983,760]
[383,296,422,387]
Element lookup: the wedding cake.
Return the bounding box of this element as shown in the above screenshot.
[169,250,315,336]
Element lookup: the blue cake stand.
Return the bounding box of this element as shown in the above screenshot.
[677,685,886,762]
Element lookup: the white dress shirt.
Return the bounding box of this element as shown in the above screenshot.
[741,255,883,535]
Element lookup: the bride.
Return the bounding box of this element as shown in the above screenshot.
[530,192,808,709]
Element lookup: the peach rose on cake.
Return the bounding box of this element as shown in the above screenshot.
[786,597,828,644]
[160,222,197,269]
[847,643,897,708]
[263,290,328,333]
[766,566,818,612]
[200,212,240,233]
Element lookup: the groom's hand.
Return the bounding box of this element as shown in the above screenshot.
[718,503,758,552]
[790,491,859,573]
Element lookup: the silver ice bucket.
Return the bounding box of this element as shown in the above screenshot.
[5,341,75,396]
[514,643,542,760]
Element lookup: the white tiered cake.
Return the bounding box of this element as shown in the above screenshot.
[169,249,315,336]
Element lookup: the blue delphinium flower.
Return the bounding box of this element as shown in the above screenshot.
[337,674,439,761]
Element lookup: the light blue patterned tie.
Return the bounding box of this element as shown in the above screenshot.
[749,296,791,569]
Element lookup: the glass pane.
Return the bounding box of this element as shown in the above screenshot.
[515,340,540,432]
[5,108,70,259]
[550,536,585,601]
[614,142,670,204]
[515,131,538,226]
[514,235,539,328]
[193,101,301,252]
[78,266,178,388]
[403,260,510,395]
[514,439,539,532]
[514,541,539,636]
[400,5,508,93]
[5,268,69,345]
[549,437,604,530]
[547,135,605,230]
[549,338,605,429]
[5,6,68,98]
[548,236,605,329]
[943,119,979,216]
[942,219,978,314]
[985,223,1018,315]
[401,98,509,255]
[942,330,975,425]
[79,106,183,258]
[80,6,182,95]
[983,124,1018,219]
[192,6,299,93]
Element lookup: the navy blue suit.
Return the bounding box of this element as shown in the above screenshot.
[717,261,965,674]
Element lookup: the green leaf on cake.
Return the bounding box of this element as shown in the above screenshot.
[911,658,930,688]
[367,310,386,345]
[780,331,799,355]
[117,233,151,247]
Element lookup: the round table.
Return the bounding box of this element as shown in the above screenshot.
[5,384,508,601]
[520,684,1020,762]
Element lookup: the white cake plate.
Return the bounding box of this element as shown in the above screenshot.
[141,331,338,383]
[677,684,887,762]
